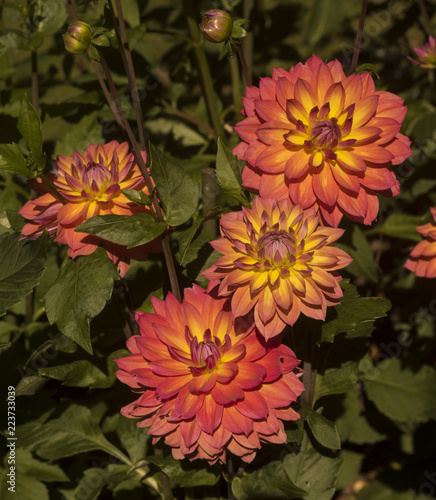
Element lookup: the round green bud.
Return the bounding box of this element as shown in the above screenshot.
[63,21,93,54]
[199,10,233,44]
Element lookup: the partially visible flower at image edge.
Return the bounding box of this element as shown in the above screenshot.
[203,197,352,339]
[115,284,304,465]
[19,141,156,277]
[404,207,436,278]
[408,36,436,69]
[234,55,412,227]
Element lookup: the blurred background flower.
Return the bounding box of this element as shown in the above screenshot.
[404,207,436,278]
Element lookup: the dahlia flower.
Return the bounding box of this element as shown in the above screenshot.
[203,197,352,339]
[408,36,436,69]
[19,141,154,277]
[116,285,304,464]
[404,208,436,278]
[234,55,412,227]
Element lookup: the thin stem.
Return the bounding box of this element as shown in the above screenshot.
[350,0,368,74]
[120,278,140,336]
[31,51,38,111]
[98,49,181,302]
[108,0,147,150]
[202,168,217,238]
[226,454,237,500]
[301,321,317,409]
[229,54,243,119]
[237,45,252,87]
[243,0,254,85]
[181,0,226,140]
[112,289,134,339]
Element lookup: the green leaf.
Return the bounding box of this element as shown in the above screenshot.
[122,189,150,205]
[71,464,132,500]
[283,431,342,500]
[146,455,220,488]
[320,281,391,343]
[16,374,48,396]
[17,94,45,171]
[176,207,221,266]
[315,361,359,401]
[0,471,48,500]
[0,143,35,178]
[307,0,346,45]
[338,226,377,283]
[355,63,380,78]
[19,404,127,461]
[115,415,149,463]
[0,233,46,317]
[411,178,436,197]
[336,450,364,490]
[232,460,307,500]
[38,349,126,388]
[76,213,166,249]
[54,112,102,157]
[122,0,141,27]
[44,249,119,354]
[334,389,387,445]
[300,406,341,450]
[149,143,200,226]
[216,138,249,206]
[15,449,68,482]
[381,213,423,242]
[362,358,436,424]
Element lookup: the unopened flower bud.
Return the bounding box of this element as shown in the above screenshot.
[200,10,233,44]
[63,21,93,54]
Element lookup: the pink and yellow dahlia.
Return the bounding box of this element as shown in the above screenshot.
[203,197,352,339]
[404,208,436,278]
[408,36,436,69]
[116,285,304,464]
[19,141,155,276]
[234,55,412,227]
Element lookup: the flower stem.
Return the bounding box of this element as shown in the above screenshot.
[350,0,368,74]
[98,49,181,301]
[301,321,317,409]
[108,0,147,150]
[181,0,226,140]
[237,45,252,87]
[229,54,243,119]
[242,0,255,84]
[31,51,38,111]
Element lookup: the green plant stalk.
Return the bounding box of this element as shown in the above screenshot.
[31,51,38,111]
[98,49,181,302]
[181,0,225,140]
[229,53,243,118]
[302,331,317,409]
[350,0,368,74]
[237,45,252,87]
[108,0,147,150]
[40,173,67,204]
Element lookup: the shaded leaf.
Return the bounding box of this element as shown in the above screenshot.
[44,249,119,354]
[338,226,377,283]
[362,358,436,424]
[381,213,423,242]
[146,455,220,488]
[0,143,35,178]
[149,143,200,226]
[283,431,342,500]
[300,406,341,450]
[17,94,45,171]
[232,460,307,500]
[321,281,391,343]
[216,138,249,206]
[76,213,166,249]
[0,233,46,317]
[315,361,359,402]
[122,189,150,205]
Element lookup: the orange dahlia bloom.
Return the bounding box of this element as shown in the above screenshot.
[404,208,436,278]
[234,55,412,227]
[115,285,304,464]
[203,197,352,339]
[19,141,155,276]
